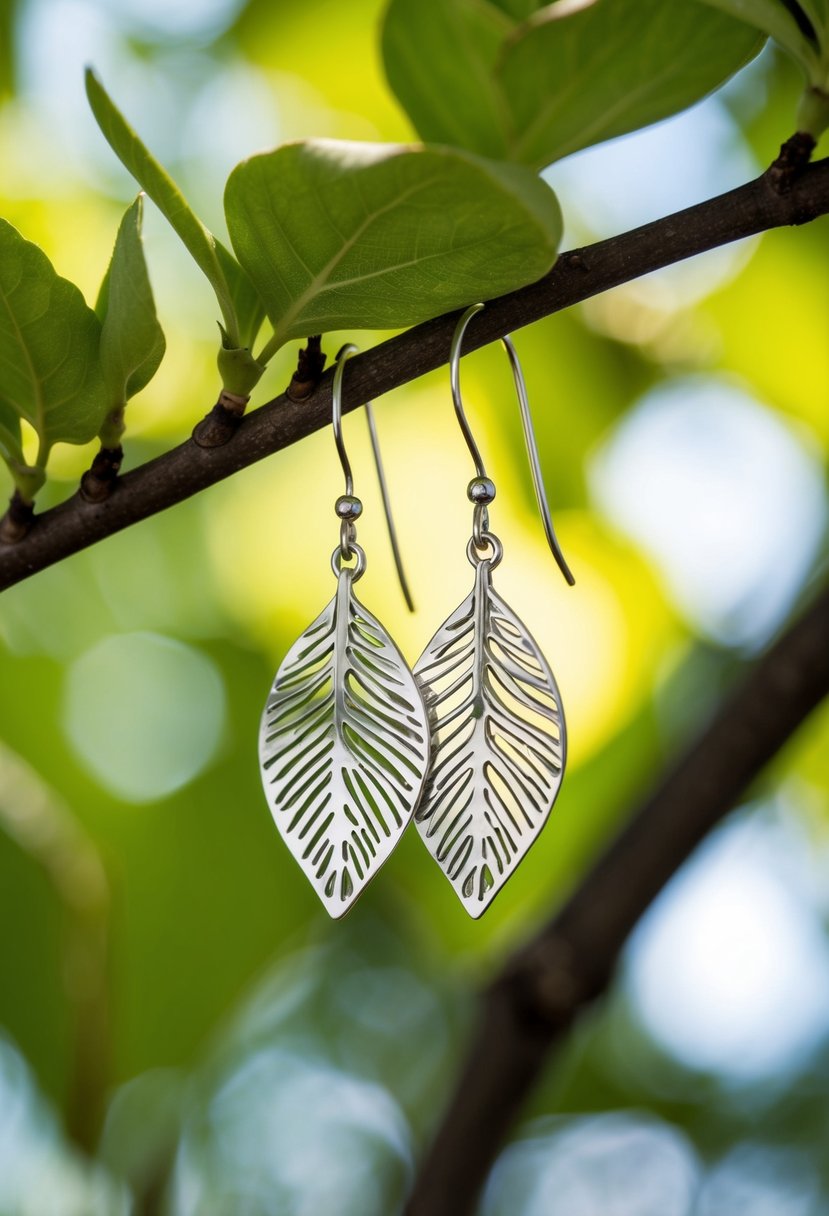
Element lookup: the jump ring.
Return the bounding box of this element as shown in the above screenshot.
[331,542,367,581]
[466,533,503,569]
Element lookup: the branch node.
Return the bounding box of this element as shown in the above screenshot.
[286,335,326,402]
[767,132,816,195]
[0,491,35,544]
[566,251,589,273]
[79,445,124,504]
[192,392,250,448]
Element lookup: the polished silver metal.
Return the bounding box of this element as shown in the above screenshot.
[333,344,415,611]
[465,532,503,568]
[259,345,429,918]
[260,566,430,918]
[467,477,496,506]
[414,304,570,917]
[339,518,357,562]
[414,555,565,918]
[472,502,491,551]
[450,303,575,587]
[331,540,366,580]
[335,494,363,521]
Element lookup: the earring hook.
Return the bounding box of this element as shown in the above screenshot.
[450,303,575,587]
[332,344,415,611]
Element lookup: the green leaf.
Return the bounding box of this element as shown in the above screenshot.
[382,0,765,168]
[699,0,829,134]
[215,240,266,353]
[0,398,23,466]
[488,0,540,18]
[0,0,20,98]
[382,0,513,159]
[0,400,44,502]
[501,0,766,166]
[97,196,165,418]
[0,219,108,462]
[797,0,828,37]
[224,139,562,347]
[85,68,264,351]
[697,0,820,73]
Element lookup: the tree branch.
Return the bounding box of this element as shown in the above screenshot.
[1,157,828,591]
[404,582,829,1216]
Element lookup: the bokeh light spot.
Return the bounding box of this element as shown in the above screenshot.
[484,1112,699,1216]
[590,377,827,647]
[0,1036,129,1214]
[173,1048,411,1216]
[626,811,829,1081]
[62,632,225,803]
[698,1143,821,1216]
[105,0,243,40]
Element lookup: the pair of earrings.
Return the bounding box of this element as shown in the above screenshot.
[258,304,574,919]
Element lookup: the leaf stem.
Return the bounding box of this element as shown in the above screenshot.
[98,406,126,451]
[255,327,282,367]
[797,84,829,138]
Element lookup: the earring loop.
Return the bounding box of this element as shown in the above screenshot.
[449,303,575,587]
[330,541,367,581]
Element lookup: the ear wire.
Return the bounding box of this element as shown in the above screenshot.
[449,303,575,587]
[332,344,415,611]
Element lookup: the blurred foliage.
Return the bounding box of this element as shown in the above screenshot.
[382,0,764,164]
[700,0,829,137]
[0,1,827,1214]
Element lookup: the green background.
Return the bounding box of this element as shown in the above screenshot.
[0,0,827,1211]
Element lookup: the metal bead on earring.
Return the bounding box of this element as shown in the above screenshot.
[258,345,429,918]
[413,303,574,918]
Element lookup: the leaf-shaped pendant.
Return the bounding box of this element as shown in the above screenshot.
[414,555,566,917]
[259,566,430,918]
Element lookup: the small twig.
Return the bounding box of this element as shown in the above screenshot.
[767,131,817,194]
[287,334,326,401]
[405,583,829,1216]
[80,444,124,503]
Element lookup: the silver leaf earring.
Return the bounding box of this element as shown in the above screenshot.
[258,345,430,918]
[414,304,575,918]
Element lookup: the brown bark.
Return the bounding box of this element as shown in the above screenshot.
[2,157,828,590]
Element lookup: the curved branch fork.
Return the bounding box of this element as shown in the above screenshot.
[2,157,829,592]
